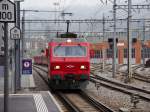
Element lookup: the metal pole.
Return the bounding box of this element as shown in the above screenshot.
[22,9,25,58]
[4,22,9,112]
[54,3,56,24]
[113,0,117,78]
[127,0,132,82]
[66,20,70,35]
[142,19,145,65]
[79,22,81,37]
[102,14,105,71]
[54,2,59,24]
[14,1,21,91]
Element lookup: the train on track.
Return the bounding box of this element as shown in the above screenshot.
[34,33,90,89]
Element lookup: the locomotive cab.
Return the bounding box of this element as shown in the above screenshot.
[48,36,90,89]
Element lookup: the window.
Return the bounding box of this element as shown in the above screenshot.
[54,46,86,57]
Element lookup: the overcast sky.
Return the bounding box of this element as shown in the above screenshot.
[20,0,149,8]
[9,0,150,39]
[17,0,150,20]
[18,0,112,19]
[20,0,105,9]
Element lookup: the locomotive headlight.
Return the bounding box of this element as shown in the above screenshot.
[54,65,60,69]
[67,39,72,43]
[80,65,86,69]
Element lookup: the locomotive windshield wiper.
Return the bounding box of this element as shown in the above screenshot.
[78,44,85,49]
[55,43,62,48]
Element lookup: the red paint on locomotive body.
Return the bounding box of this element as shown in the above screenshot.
[48,40,90,81]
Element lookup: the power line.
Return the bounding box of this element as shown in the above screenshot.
[116,4,150,9]
[21,18,150,24]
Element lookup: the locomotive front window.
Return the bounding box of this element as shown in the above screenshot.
[54,46,86,57]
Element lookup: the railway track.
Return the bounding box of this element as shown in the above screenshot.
[33,65,115,112]
[91,63,150,83]
[116,64,150,83]
[33,64,150,111]
[90,75,150,102]
[132,65,150,83]
[90,64,150,102]
[133,73,150,83]
[56,90,114,112]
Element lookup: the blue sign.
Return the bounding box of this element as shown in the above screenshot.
[22,59,32,75]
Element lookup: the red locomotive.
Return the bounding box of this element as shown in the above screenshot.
[34,33,90,89]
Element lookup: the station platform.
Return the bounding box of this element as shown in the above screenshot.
[0,91,63,112]
[21,75,36,89]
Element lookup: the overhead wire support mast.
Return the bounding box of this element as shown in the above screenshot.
[142,19,146,65]
[116,0,133,82]
[112,0,117,78]
[102,14,105,72]
[127,0,132,83]
[115,2,150,83]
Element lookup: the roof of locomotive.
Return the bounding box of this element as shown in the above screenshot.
[50,38,88,43]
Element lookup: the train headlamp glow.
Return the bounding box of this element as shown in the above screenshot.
[54,65,60,69]
[80,65,86,69]
[67,39,72,43]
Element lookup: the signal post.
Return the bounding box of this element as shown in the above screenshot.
[0,0,16,112]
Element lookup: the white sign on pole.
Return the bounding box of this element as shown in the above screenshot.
[0,23,4,56]
[10,26,21,39]
[0,0,16,22]
[117,42,125,47]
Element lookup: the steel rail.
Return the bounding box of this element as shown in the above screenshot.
[90,76,150,102]
[79,90,115,112]
[92,63,150,83]
[55,92,82,112]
